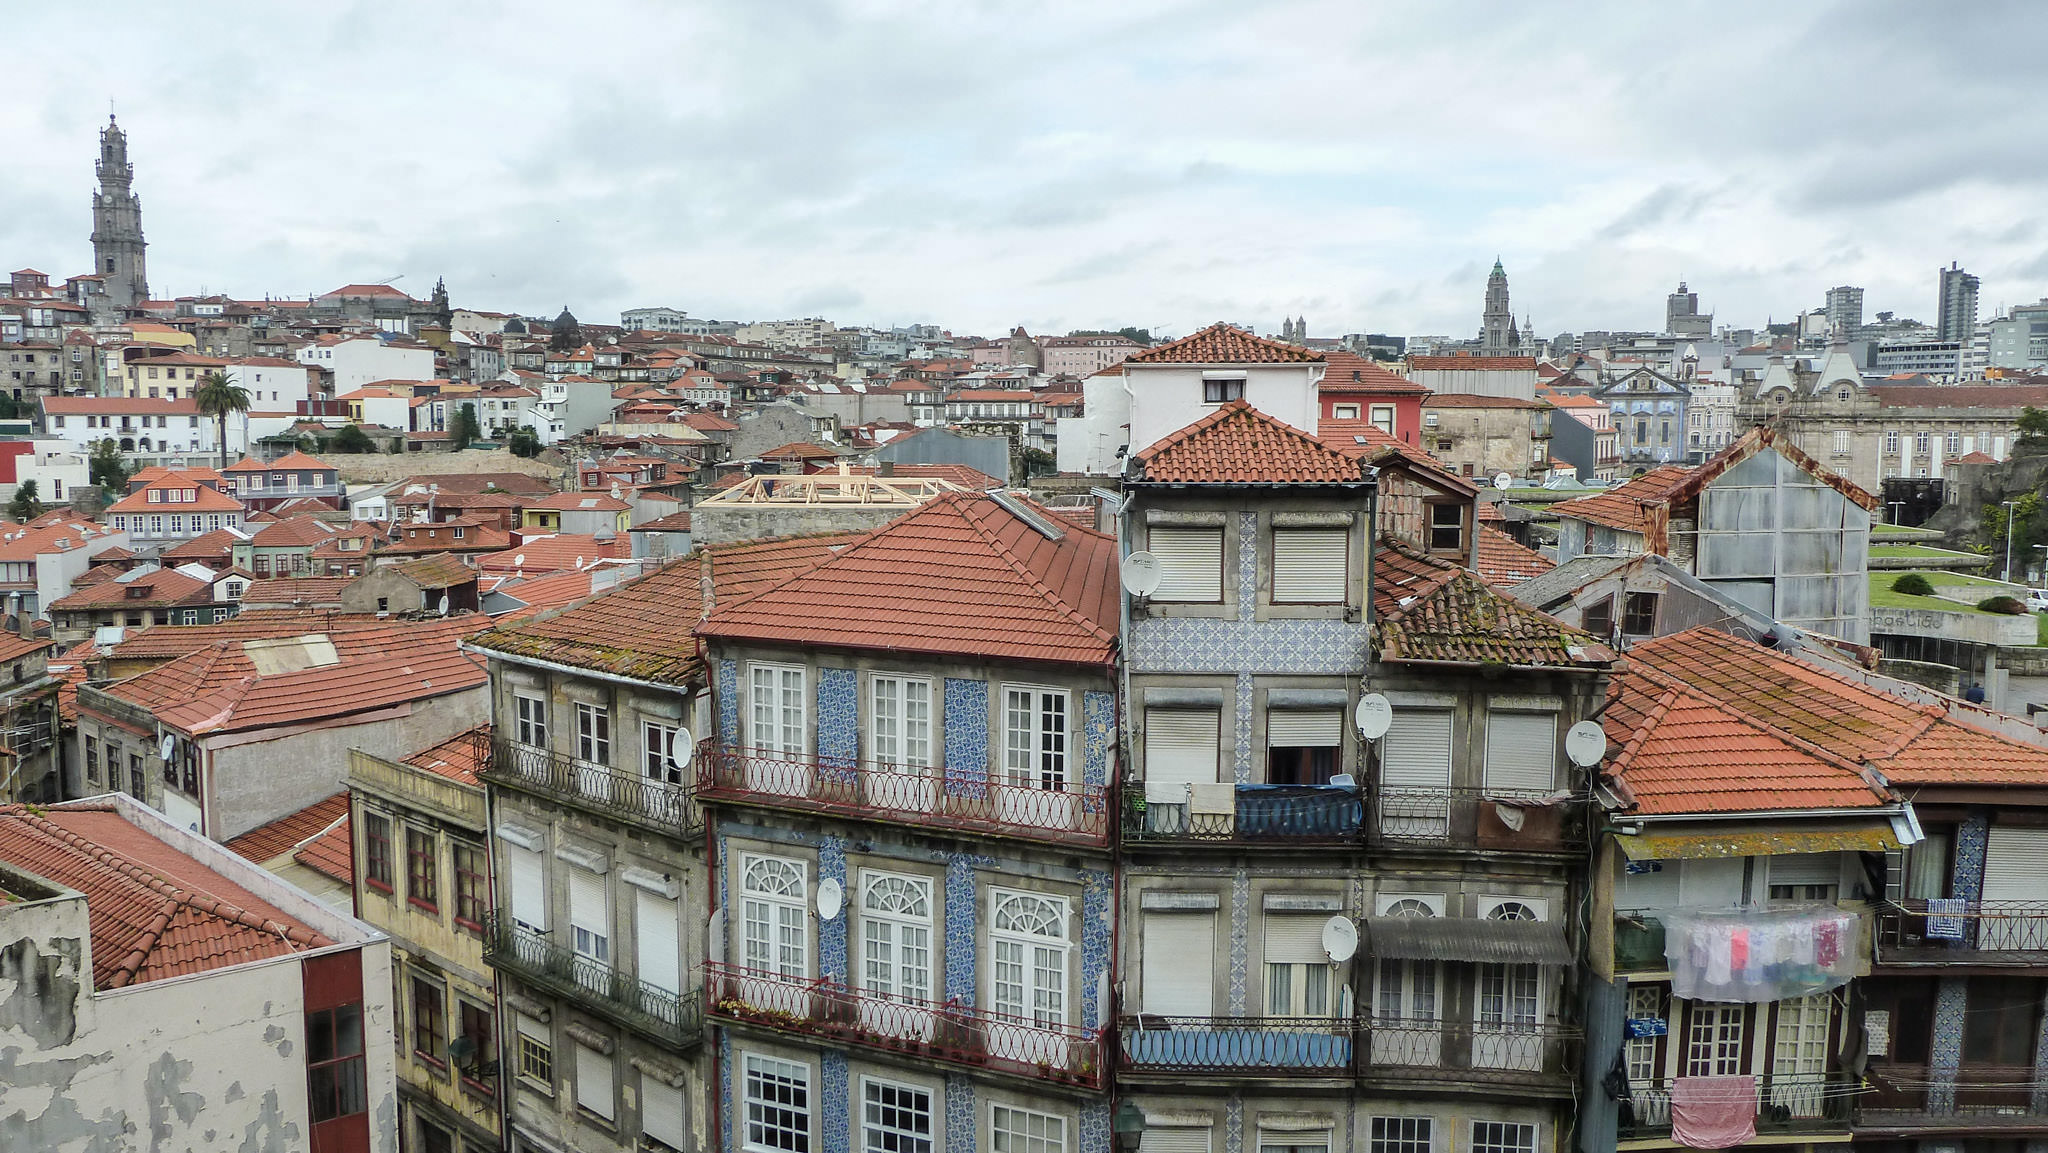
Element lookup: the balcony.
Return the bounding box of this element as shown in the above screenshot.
[1359,1017,1579,1091]
[705,962,1106,1090]
[1120,1016,1355,1075]
[481,740,700,838]
[697,746,1110,849]
[1859,1064,2048,1133]
[1368,788,1586,854]
[1876,901,2048,964]
[1622,1074,1855,1140]
[1123,784,1363,847]
[482,912,702,1049]
[1614,914,1668,971]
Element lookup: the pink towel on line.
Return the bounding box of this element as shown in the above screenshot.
[1671,1074,1758,1149]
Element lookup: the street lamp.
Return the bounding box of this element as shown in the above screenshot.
[2006,500,2019,584]
[1113,1099,1147,1153]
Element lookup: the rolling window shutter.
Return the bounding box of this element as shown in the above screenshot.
[506,843,545,931]
[1382,711,1452,790]
[636,889,682,995]
[1267,710,1342,747]
[1678,857,1744,908]
[575,1044,614,1119]
[642,1078,686,1149]
[1483,712,1556,793]
[569,868,605,941]
[1142,913,1215,1016]
[1982,827,2048,902]
[1263,916,1330,965]
[1141,1129,1216,1153]
[1146,709,1221,788]
[1272,529,1348,603]
[1767,853,1840,889]
[1151,528,1223,602]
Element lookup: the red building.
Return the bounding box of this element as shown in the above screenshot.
[1317,349,1429,444]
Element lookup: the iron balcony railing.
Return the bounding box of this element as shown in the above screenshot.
[1876,900,2048,959]
[1860,1063,2048,1128]
[705,961,1106,1090]
[1123,785,1363,845]
[482,912,702,1049]
[482,739,701,837]
[1369,788,1584,853]
[698,746,1110,848]
[1120,1016,1356,1074]
[1359,1017,1580,1088]
[1622,1073,1856,1139]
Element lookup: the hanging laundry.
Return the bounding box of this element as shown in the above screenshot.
[1671,1075,1758,1149]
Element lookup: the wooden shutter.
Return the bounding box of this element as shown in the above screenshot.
[506,843,546,931]
[1151,528,1223,602]
[1382,711,1452,789]
[575,1044,614,1119]
[1483,712,1556,793]
[636,888,681,995]
[569,868,606,942]
[1264,915,1330,965]
[1982,827,2048,902]
[1141,913,1215,1016]
[1267,710,1342,747]
[1145,709,1220,788]
[642,1078,686,1150]
[1272,529,1348,603]
[1142,1128,1215,1153]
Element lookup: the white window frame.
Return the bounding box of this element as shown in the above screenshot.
[1368,1116,1432,1153]
[860,870,934,1005]
[742,1053,811,1153]
[990,888,1070,1031]
[643,720,684,785]
[991,1103,1066,1153]
[750,663,807,754]
[1470,1121,1537,1153]
[860,1076,934,1153]
[575,701,610,765]
[739,853,809,978]
[514,691,547,746]
[1001,685,1069,793]
[870,675,933,770]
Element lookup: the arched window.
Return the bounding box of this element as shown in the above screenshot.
[1383,898,1437,918]
[1487,901,1539,922]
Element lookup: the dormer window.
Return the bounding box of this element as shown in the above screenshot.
[1427,503,1464,553]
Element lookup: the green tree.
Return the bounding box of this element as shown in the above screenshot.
[87,438,129,497]
[193,370,252,471]
[1116,326,1153,346]
[332,424,374,454]
[507,425,542,458]
[449,403,481,451]
[0,395,20,421]
[2018,407,2048,449]
[7,480,42,524]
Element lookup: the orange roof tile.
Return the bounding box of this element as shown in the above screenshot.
[1371,537,1612,669]
[106,484,246,515]
[474,533,631,575]
[50,567,215,612]
[239,576,351,605]
[292,816,352,884]
[402,725,489,787]
[1124,322,1323,365]
[1135,400,1367,484]
[163,529,246,560]
[1475,525,1554,587]
[1317,419,1471,485]
[0,804,331,988]
[1317,349,1425,394]
[759,442,842,460]
[1549,466,1693,535]
[224,792,348,864]
[528,492,632,512]
[223,450,333,473]
[248,516,339,548]
[700,493,1118,667]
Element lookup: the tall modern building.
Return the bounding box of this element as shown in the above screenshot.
[1664,281,1712,337]
[1481,259,1518,354]
[89,115,149,315]
[1824,286,1863,340]
[1937,262,1980,344]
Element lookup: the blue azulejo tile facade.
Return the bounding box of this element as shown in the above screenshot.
[818,833,849,982]
[717,659,739,744]
[816,667,859,774]
[1129,617,1372,675]
[1082,690,1115,788]
[944,853,993,1003]
[819,1049,850,1153]
[943,677,990,798]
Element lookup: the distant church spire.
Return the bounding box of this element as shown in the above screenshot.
[90,115,149,315]
[1481,259,1513,354]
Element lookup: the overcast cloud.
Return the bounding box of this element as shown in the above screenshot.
[7,0,2046,340]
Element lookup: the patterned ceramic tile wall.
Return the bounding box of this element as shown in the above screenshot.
[1227,868,1250,1014]
[1232,673,1254,784]
[1952,814,1988,951]
[1082,690,1115,788]
[817,667,859,774]
[718,1027,733,1153]
[1926,976,1968,1113]
[945,1074,976,1153]
[1080,868,1112,1031]
[1237,511,1258,620]
[1078,1101,1109,1153]
[1224,1096,1244,1153]
[820,1049,850,1153]
[944,678,990,798]
[819,833,848,982]
[717,659,739,743]
[945,852,995,1003]
[1130,617,1372,674]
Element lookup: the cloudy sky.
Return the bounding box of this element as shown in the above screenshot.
[7,1,2045,341]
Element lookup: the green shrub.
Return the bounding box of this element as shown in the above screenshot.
[1978,595,2027,615]
[1890,574,1935,597]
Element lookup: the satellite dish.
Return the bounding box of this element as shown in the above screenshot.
[1565,720,1608,768]
[816,877,844,920]
[1322,915,1359,963]
[158,734,176,761]
[1354,693,1392,741]
[665,727,694,771]
[436,594,450,616]
[1494,472,1514,490]
[1120,551,1161,597]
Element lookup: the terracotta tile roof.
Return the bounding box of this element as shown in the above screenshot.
[394,491,524,510]
[1317,419,1471,485]
[42,396,201,415]
[96,609,392,662]
[395,472,554,496]
[1408,356,1539,372]
[682,413,739,432]
[163,529,246,560]
[759,442,842,460]
[700,493,1118,667]
[0,804,331,988]
[393,552,476,589]
[1124,323,1323,365]
[381,525,514,555]
[1477,500,1506,523]
[106,484,245,515]
[634,511,694,532]
[470,534,863,684]
[50,567,215,612]
[1372,537,1612,669]
[239,576,351,606]
[93,616,486,736]
[248,516,339,548]
[271,496,340,515]
[1421,394,1550,409]
[1953,451,1998,464]
[528,492,632,512]
[487,570,603,620]
[224,792,348,864]
[474,533,631,575]
[1475,525,1555,587]
[1135,400,1368,484]
[223,450,333,473]
[0,523,114,562]
[292,817,352,884]
[1317,350,1424,394]
[403,725,489,787]
[1549,466,1693,534]
[0,632,53,663]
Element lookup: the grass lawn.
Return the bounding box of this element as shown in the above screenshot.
[1870,571,2010,615]
[1870,543,1987,560]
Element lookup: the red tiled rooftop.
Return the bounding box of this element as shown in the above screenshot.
[1408,356,1540,372]
[1421,394,1551,410]
[1475,525,1555,587]
[404,725,489,787]
[223,450,333,473]
[1549,466,1693,535]
[292,816,353,884]
[1318,350,1426,394]
[224,792,348,864]
[1124,322,1323,365]
[239,576,351,605]
[1135,400,1366,485]
[474,533,632,575]
[1371,537,1611,669]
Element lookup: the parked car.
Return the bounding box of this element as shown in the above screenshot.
[2026,589,2048,613]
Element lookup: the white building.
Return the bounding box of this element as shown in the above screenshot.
[226,356,315,409]
[0,794,397,1153]
[621,306,691,333]
[299,336,436,393]
[40,396,237,469]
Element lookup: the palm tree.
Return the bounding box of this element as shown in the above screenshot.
[193,370,252,471]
